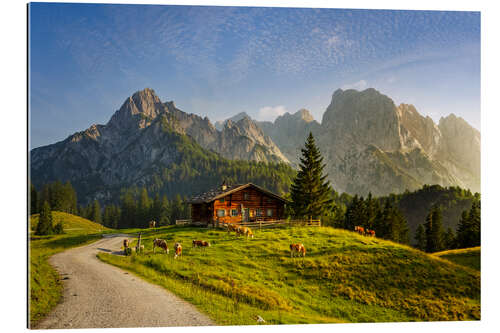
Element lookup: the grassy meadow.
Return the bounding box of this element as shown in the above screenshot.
[434,247,481,271]
[98,225,480,325]
[29,212,111,326]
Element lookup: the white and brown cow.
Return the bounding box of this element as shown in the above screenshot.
[153,238,169,254]
[174,242,182,258]
[290,243,306,257]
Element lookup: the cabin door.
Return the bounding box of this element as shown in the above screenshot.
[243,208,250,222]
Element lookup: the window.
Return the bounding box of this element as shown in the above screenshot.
[243,192,250,200]
[266,208,273,217]
[217,209,225,217]
[231,209,239,216]
[219,198,225,203]
[256,208,263,217]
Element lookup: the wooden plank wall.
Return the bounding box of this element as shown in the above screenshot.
[211,187,284,224]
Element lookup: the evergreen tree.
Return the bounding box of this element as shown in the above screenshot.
[290,133,333,220]
[159,195,171,226]
[30,183,38,215]
[424,207,444,252]
[415,224,426,250]
[138,187,151,227]
[35,201,53,235]
[91,200,102,224]
[456,201,481,248]
[443,227,456,249]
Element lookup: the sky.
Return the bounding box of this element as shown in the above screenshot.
[29,2,480,148]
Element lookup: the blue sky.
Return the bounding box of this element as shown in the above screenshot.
[29,3,480,148]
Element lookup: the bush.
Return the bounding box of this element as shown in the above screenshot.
[53,222,64,235]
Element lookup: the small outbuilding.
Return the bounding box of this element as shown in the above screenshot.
[187,182,288,225]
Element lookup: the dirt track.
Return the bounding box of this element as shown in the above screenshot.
[34,235,214,329]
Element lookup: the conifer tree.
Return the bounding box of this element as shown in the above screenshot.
[443,227,456,249]
[30,183,38,215]
[424,207,444,252]
[35,201,53,235]
[456,201,481,248]
[415,224,426,250]
[290,132,333,220]
[91,200,102,224]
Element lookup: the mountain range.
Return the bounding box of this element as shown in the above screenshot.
[30,87,480,203]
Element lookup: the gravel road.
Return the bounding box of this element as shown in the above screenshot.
[34,235,214,329]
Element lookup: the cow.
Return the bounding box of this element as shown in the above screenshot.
[174,242,182,258]
[123,239,130,249]
[290,243,306,257]
[149,220,156,228]
[153,238,169,254]
[193,240,211,248]
[354,226,365,235]
[238,226,254,239]
[366,229,376,237]
[227,223,239,234]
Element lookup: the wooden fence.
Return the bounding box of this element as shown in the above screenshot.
[219,219,321,230]
[176,219,321,229]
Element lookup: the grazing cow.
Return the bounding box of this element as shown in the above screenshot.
[290,243,306,257]
[123,239,130,249]
[366,229,376,237]
[354,226,365,235]
[238,227,254,239]
[174,242,182,258]
[227,223,239,234]
[149,220,156,228]
[193,240,211,248]
[153,238,169,254]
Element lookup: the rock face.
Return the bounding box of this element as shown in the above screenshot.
[316,89,479,195]
[256,109,321,167]
[30,88,289,202]
[214,112,250,131]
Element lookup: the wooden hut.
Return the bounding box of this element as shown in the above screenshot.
[187,183,288,225]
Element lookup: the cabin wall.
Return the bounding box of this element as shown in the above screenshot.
[211,187,285,224]
[191,203,212,223]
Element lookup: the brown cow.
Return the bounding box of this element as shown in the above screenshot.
[354,226,365,235]
[366,229,376,237]
[174,242,182,258]
[153,238,169,254]
[149,220,156,228]
[193,240,211,248]
[290,243,306,257]
[227,223,239,234]
[235,226,254,239]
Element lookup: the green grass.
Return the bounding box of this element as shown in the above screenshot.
[434,247,481,271]
[29,211,111,327]
[98,225,480,325]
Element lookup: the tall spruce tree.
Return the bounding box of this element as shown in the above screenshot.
[91,200,102,224]
[290,132,333,220]
[456,200,481,248]
[424,207,444,252]
[415,224,426,250]
[35,201,53,235]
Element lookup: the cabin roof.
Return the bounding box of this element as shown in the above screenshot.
[186,183,289,204]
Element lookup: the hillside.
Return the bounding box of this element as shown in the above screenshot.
[98,226,479,324]
[434,247,481,271]
[29,212,110,326]
[389,184,479,240]
[30,211,110,234]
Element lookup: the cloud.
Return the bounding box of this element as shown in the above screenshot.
[341,80,368,90]
[257,105,288,122]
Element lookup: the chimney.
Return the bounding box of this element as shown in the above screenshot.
[221,180,227,191]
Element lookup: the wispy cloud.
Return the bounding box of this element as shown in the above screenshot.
[341,80,368,90]
[257,105,288,121]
